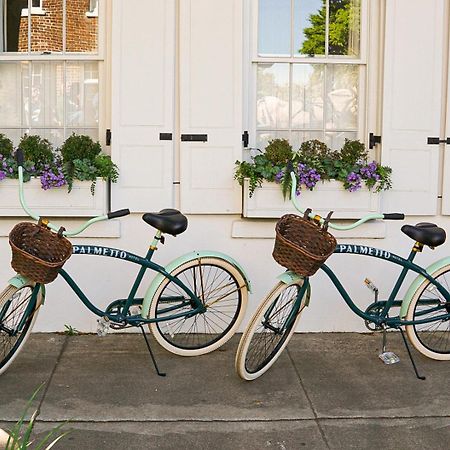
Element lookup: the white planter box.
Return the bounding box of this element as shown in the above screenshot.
[243,179,381,219]
[0,178,107,217]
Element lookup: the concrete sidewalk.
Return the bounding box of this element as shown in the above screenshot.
[1,333,449,449]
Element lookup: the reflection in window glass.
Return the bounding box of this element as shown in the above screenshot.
[292,64,324,129]
[30,0,63,53]
[329,0,360,56]
[325,64,358,130]
[258,0,291,56]
[3,0,28,52]
[257,63,290,129]
[0,61,99,147]
[294,0,325,56]
[66,0,99,53]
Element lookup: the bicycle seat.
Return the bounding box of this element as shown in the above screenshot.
[142,209,188,236]
[401,222,446,247]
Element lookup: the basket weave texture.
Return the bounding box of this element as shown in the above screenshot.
[9,222,72,284]
[273,214,337,276]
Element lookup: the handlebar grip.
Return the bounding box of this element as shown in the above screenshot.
[16,149,24,167]
[107,209,130,219]
[383,213,405,220]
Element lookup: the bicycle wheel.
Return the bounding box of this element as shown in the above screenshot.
[406,264,450,360]
[236,280,309,381]
[0,284,42,376]
[149,257,248,356]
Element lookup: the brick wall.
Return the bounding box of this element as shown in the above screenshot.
[18,0,98,52]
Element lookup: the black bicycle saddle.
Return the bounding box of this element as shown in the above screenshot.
[401,222,446,247]
[142,209,188,236]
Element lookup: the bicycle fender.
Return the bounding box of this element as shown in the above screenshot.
[141,250,252,318]
[8,275,46,305]
[277,271,311,307]
[400,256,450,318]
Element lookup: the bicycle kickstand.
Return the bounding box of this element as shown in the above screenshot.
[398,327,426,381]
[139,325,166,377]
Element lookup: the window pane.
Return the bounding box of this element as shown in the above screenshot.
[258,0,291,56]
[256,130,290,151]
[0,62,27,126]
[66,62,99,127]
[325,130,357,150]
[66,0,99,53]
[257,63,290,129]
[292,64,324,129]
[3,0,29,52]
[329,0,361,56]
[291,130,324,149]
[325,64,358,129]
[294,0,325,56]
[26,62,64,127]
[30,0,63,53]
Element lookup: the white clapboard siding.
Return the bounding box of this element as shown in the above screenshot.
[111,0,175,213]
[179,0,243,214]
[381,0,444,215]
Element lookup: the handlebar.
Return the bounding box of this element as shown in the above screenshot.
[289,172,404,230]
[17,163,129,237]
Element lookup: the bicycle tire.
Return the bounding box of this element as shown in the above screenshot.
[406,264,450,360]
[0,284,42,376]
[235,280,309,381]
[149,257,248,356]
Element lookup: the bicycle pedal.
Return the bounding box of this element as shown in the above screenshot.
[378,351,400,365]
[97,316,110,336]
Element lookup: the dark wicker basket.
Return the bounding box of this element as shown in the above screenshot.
[9,222,73,284]
[273,214,337,277]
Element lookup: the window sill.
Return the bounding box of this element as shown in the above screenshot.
[0,178,107,217]
[21,8,47,17]
[242,179,381,219]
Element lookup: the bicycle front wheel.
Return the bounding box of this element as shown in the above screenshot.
[0,284,42,376]
[235,280,309,381]
[149,257,248,356]
[406,265,450,360]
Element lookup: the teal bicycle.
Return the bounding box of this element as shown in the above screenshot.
[0,151,250,376]
[236,173,450,381]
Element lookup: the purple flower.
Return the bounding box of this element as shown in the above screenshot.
[0,170,6,181]
[40,166,67,190]
[346,171,362,192]
[275,170,284,183]
[360,161,380,182]
[297,163,321,191]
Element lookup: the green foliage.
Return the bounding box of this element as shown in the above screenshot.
[235,139,393,197]
[60,133,102,163]
[64,324,79,336]
[19,135,54,169]
[94,154,119,183]
[263,139,293,165]
[300,0,359,56]
[4,384,70,449]
[339,138,368,166]
[0,133,14,158]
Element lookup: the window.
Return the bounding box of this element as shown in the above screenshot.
[252,0,364,151]
[0,0,102,147]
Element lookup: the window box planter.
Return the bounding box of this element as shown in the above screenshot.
[0,178,107,217]
[242,178,381,219]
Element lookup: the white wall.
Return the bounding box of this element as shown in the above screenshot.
[2,213,449,333]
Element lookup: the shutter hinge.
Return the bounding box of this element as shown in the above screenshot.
[106,129,112,146]
[369,132,381,149]
[427,137,450,145]
[242,130,249,148]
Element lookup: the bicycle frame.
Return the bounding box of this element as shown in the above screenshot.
[320,244,450,327]
[45,241,206,327]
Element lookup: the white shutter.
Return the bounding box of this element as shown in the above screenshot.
[441,44,450,214]
[179,0,243,214]
[381,0,445,215]
[111,0,175,212]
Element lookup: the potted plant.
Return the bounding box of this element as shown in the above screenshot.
[0,133,119,217]
[235,138,392,219]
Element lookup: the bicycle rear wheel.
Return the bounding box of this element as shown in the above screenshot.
[406,264,450,360]
[235,280,309,381]
[0,284,42,376]
[149,257,248,356]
